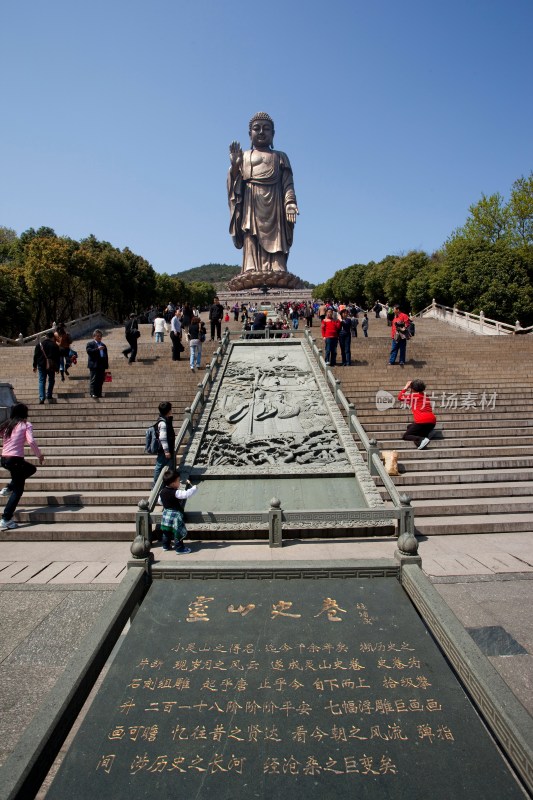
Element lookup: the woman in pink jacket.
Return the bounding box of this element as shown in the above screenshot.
[0,404,44,530]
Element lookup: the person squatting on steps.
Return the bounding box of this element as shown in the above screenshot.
[152,402,176,486]
[397,380,436,450]
[158,469,198,554]
[0,404,44,530]
[33,330,60,404]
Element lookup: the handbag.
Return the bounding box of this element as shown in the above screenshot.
[133,329,141,339]
[40,343,55,372]
[104,372,113,383]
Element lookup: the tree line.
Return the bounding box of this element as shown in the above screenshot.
[314,173,533,325]
[0,228,217,337]
[2,172,531,336]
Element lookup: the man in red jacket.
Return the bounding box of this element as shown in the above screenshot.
[389,305,411,366]
[321,308,342,366]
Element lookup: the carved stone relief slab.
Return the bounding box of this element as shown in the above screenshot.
[185,341,384,510]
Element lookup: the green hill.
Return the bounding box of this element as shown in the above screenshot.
[172,263,315,291]
[172,263,240,287]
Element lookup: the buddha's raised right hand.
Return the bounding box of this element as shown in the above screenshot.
[229,140,243,174]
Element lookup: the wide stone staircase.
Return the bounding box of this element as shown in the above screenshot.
[0,323,221,540]
[1,313,532,541]
[332,316,533,536]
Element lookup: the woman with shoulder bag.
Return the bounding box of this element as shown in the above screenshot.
[1,404,44,530]
[54,324,73,380]
[33,331,60,403]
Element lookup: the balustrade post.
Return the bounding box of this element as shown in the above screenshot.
[368,438,380,475]
[347,403,356,434]
[132,501,152,559]
[269,497,283,548]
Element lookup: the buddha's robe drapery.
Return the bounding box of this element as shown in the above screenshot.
[228,149,297,273]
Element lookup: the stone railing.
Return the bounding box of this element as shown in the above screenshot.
[132,329,232,557]
[304,330,417,550]
[417,300,531,336]
[0,312,119,347]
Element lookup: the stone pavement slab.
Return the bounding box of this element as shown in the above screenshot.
[0,587,115,769]
[0,591,64,662]
[0,666,62,771]
[48,562,109,583]
[2,590,113,668]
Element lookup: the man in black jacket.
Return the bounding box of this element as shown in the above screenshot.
[208,297,224,341]
[33,331,60,404]
[86,329,109,398]
[122,314,139,363]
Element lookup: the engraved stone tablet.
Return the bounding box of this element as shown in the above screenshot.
[46,577,525,798]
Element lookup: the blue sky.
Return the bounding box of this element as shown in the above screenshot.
[2,0,531,286]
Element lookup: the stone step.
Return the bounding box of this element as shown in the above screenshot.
[379,481,533,500]
[411,496,533,516]
[0,522,135,541]
[389,467,533,484]
[34,437,146,447]
[9,505,138,523]
[17,456,155,467]
[387,456,533,472]
[18,447,155,458]
[356,410,533,423]
[1,491,146,506]
[415,513,533,536]
[3,467,154,479]
[357,422,533,433]
[376,438,533,451]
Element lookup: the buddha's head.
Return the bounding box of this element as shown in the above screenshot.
[249,111,274,149]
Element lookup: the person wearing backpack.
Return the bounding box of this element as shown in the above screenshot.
[151,401,176,487]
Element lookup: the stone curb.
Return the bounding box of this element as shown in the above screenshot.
[0,568,147,800]
[401,563,533,795]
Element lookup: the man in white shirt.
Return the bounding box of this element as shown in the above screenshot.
[170,310,183,361]
[152,314,166,343]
